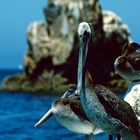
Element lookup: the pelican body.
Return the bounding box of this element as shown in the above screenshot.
[77,22,140,140]
[35,87,102,140]
[114,42,140,124]
[51,94,100,135]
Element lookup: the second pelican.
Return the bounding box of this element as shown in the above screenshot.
[34,86,103,140]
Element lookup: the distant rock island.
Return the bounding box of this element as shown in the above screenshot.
[1,0,131,94]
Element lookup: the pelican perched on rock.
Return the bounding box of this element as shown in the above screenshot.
[114,42,140,123]
[77,22,140,140]
[34,86,103,140]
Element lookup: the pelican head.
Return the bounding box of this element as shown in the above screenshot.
[34,85,77,128]
[77,22,92,91]
[61,85,77,98]
[78,22,92,38]
[114,42,140,80]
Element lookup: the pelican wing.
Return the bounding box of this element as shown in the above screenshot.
[69,98,90,121]
[95,84,140,136]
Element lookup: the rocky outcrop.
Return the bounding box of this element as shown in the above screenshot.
[25,21,73,80]
[24,0,103,83]
[103,10,131,41]
[0,0,132,93]
[1,71,68,94]
[102,10,132,84]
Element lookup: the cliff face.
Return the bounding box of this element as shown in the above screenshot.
[24,0,103,83]
[1,0,131,93]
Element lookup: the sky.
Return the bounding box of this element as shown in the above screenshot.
[0,0,47,69]
[0,0,140,69]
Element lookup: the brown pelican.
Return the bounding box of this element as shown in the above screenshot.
[114,42,140,80]
[77,22,140,140]
[114,42,140,124]
[34,86,103,140]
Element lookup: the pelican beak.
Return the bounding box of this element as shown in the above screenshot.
[34,108,53,128]
[61,91,69,99]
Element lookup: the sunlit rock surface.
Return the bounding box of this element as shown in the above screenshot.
[1,0,132,93]
[25,21,72,77]
[103,10,131,42]
[124,82,140,124]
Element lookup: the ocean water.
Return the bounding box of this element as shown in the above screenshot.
[0,70,117,140]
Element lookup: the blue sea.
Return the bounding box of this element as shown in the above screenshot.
[0,69,117,140]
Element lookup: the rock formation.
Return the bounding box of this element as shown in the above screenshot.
[1,0,132,93]
[24,0,103,83]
